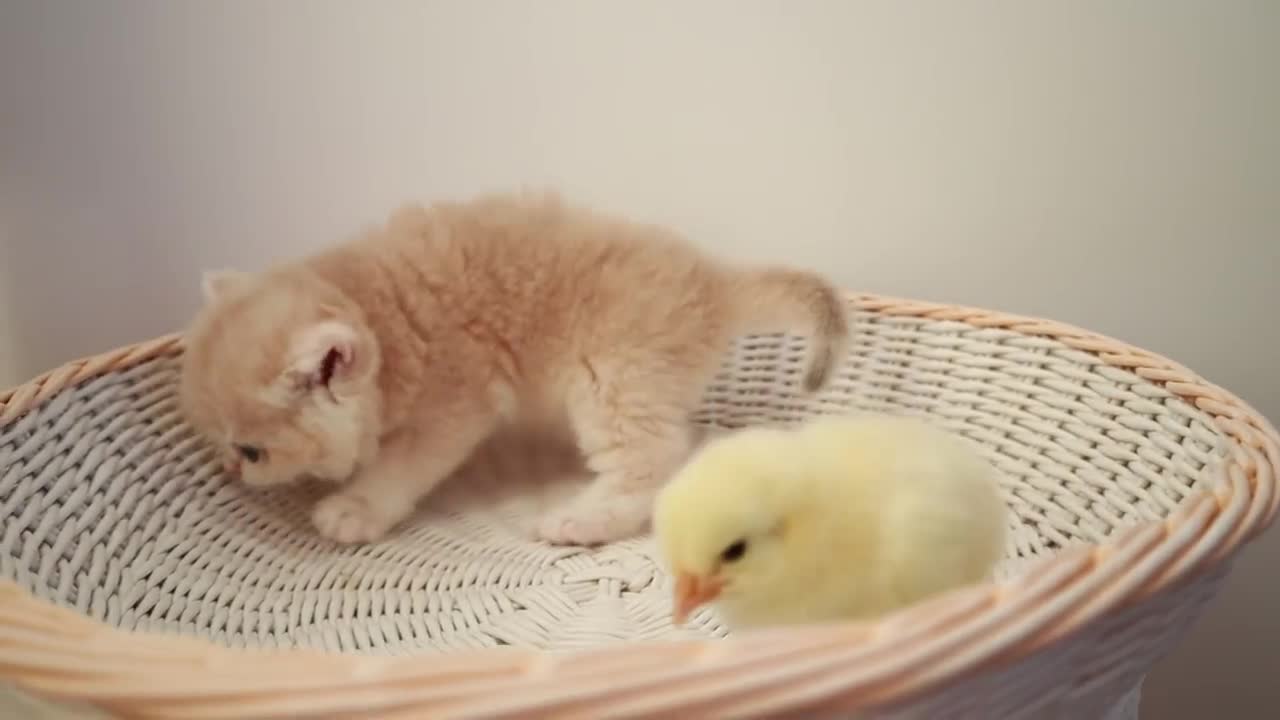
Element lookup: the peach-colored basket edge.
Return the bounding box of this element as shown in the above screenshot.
[0,292,1272,719]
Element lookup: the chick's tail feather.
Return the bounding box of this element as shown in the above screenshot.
[727,267,851,392]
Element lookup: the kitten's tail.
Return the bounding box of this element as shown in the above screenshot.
[727,267,851,392]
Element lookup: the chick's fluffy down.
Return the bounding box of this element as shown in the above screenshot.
[654,414,1008,629]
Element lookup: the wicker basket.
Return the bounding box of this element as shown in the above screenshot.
[0,294,1274,719]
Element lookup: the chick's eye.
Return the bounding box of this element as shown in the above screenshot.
[235,445,263,463]
[720,539,748,563]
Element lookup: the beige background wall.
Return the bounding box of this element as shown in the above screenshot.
[1,2,1276,717]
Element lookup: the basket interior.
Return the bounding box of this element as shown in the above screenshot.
[0,309,1226,655]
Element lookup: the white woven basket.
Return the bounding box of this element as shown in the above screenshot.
[0,294,1275,719]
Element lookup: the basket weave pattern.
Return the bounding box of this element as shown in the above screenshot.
[0,294,1275,718]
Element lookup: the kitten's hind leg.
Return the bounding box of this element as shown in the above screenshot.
[538,359,703,546]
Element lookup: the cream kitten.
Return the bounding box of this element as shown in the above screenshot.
[179,192,849,546]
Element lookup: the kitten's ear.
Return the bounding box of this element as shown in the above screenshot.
[201,269,252,303]
[284,321,360,393]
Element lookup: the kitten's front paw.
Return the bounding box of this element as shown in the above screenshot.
[312,493,393,544]
[537,492,651,546]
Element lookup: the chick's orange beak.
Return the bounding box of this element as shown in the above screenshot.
[673,572,725,625]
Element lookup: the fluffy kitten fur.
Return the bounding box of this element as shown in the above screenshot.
[179,192,849,546]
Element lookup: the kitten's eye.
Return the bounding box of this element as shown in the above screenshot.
[720,539,748,563]
[235,445,264,463]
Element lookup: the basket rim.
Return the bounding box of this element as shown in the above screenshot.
[0,292,1276,719]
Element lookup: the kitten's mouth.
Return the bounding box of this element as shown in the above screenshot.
[239,472,310,490]
[294,473,352,491]
[299,472,348,485]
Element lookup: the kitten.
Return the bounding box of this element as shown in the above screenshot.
[179,192,849,546]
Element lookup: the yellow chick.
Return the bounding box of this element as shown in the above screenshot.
[654,413,1008,629]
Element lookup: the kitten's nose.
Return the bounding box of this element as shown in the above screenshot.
[223,456,242,477]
